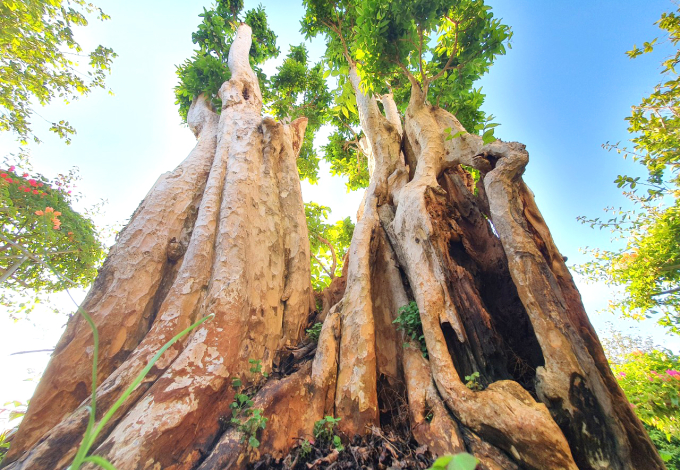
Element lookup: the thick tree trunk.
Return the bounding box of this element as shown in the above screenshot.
[4,25,663,470]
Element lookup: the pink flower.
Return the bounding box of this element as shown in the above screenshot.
[28,179,37,187]
[6,178,12,183]
[666,370,680,378]
[618,372,626,378]
[8,166,15,172]
[32,189,39,195]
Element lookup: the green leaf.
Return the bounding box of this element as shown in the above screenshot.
[249,436,260,448]
[482,129,495,145]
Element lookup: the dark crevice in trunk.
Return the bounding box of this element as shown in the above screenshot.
[440,321,477,384]
[436,168,544,396]
[376,375,410,434]
[460,426,525,470]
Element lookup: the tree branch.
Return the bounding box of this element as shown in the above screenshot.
[652,286,680,296]
[426,17,459,90]
[316,234,337,279]
[311,253,334,279]
[0,233,76,286]
[0,255,28,285]
[660,263,680,272]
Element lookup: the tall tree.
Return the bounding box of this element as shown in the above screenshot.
[578,7,680,334]
[2,2,663,470]
[0,0,116,144]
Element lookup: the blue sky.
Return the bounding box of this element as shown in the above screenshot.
[1,0,678,414]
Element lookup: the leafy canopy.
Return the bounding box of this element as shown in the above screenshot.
[612,349,680,441]
[578,8,680,334]
[301,0,511,133]
[0,162,105,321]
[0,164,104,293]
[304,202,353,291]
[265,44,333,183]
[0,0,116,144]
[174,0,279,122]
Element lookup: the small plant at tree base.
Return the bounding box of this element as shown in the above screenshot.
[465,372,483,391]
[428,452,479,470]
[299,439,313,459]
[249,358,269,378]
[393,301,427,358]
[306,322,323,343]
[313,416,344,451]
[228,358,270,449]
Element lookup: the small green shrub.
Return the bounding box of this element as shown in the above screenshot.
[465,372,483,391]
[299,439,313,459]
[306,322,323,343]
[313,416,343,451]
[393,301,427,358]
[228,357,271,449]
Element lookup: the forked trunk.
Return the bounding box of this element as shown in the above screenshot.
[4,25,663,470]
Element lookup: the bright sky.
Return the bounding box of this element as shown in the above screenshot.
[2,0,679,426]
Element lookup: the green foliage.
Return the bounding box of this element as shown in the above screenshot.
[323,126,370,191]
[464,371,482,391]
[301,0,511,106]
[304,202,354,291]
[228,357,270,449]
[428,452,479,470]
[0,164,104,299]
[393,301,427,358]
[306,322,322,343]
[299,438,313,458]
[578,7,680,334]
[174,1,279,122]
[0,0,116,144]
[613,349,680,440]
[646,425,680,469]
[313,416,343,451]
[266,44,333,183]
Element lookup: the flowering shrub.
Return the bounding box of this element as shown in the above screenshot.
[0,165,104,295]
[613,349,680,439]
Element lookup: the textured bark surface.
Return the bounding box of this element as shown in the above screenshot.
[4,24,663,470]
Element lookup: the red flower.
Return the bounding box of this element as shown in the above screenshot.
[24,187,30,192]
[22,173,29,177]
[0,173,6,178]
[37,182,43,187]
[6,178,12,183]
[28,179,37,187]
[33,189,39,194]
[18,186,24,191]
